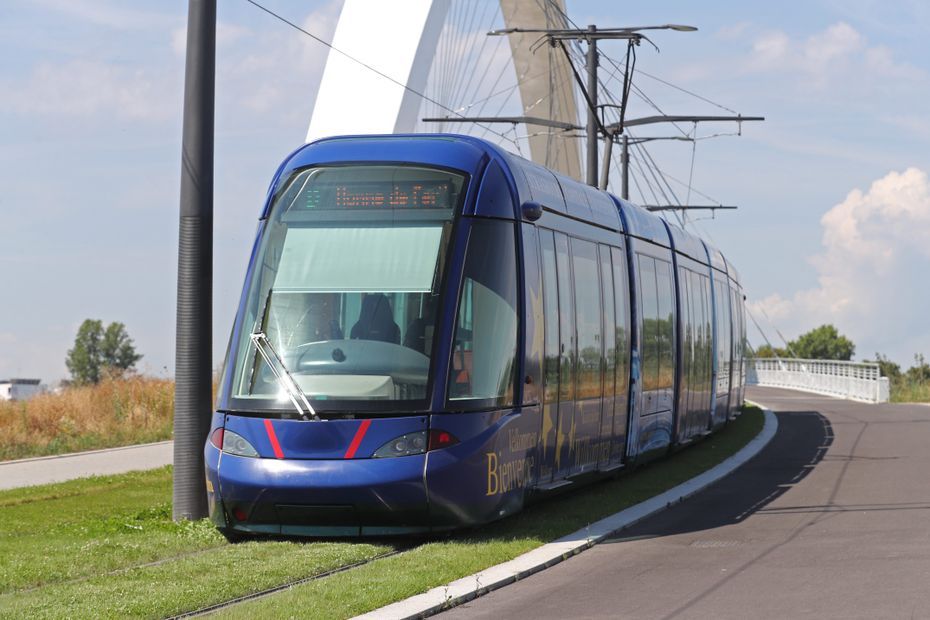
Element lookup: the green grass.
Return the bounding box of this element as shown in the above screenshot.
[0,406,763,619]
[0,468,393,619]
[219,406,765,619]
[0,540,391,619]
[0,468,219,593]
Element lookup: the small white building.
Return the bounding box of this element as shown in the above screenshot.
[0,378,42,401]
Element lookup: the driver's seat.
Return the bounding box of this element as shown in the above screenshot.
[350,294,400,344]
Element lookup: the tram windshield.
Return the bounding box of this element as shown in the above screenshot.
[228,164,465,411]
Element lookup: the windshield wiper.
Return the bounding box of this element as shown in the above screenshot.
[250,332,319,421]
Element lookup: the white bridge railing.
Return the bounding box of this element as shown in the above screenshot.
[746,358,890,403]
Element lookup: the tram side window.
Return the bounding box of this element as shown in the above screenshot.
[699,273,713,394]
[733,289,746,371]
[727,286,738,379]
[555,233,575,402]
[655,259,675,391]
[716,280,731,373]
[679,268,693,395]
[571,239,602,400]
[599,245,616,399]
[637,255,659,392]
[611,247,630,397]
[691,272,702,386]
[732,287,744,369]
[540,231,560,405]
[448,220,518,405]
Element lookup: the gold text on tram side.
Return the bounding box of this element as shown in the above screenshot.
[486,452,535,496]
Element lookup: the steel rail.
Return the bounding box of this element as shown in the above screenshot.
[166,546,412,619]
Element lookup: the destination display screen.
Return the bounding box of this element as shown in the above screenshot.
[304,180,457,210]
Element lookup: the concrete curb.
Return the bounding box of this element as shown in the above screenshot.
[0,440,173,465]
[355,406,778,620]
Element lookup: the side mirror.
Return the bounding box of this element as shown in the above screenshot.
[521,201,543,222]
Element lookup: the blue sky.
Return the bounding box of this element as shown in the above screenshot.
[1,0,928,382]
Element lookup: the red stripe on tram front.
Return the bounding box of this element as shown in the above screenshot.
[344,419,372,459]
[264,419,284,459]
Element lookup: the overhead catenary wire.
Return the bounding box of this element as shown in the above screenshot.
[535,0,774,363]
[684,122,698,224]
[626,148,663,208]
[630,137,686,227]
[636,69,739,114]
[444,1,500,124]
[242,0,520,148]
[745,304,788,368]
[434,3,520,126]
[251,0,743,213]
[515,0,754,211]
[757,304,803,359]
[427,0,576,157]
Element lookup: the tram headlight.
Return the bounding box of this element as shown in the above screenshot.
[221,430,260,458]
[373,431,428,458]
[372,430,460,457]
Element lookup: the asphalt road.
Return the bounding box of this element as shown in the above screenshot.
[0,440,172,490]
[441,387,930,619]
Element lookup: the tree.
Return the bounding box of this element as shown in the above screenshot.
[754,343,788,359]
[871,353,901,381]
[787,324,855,361]
[66,320,143,385]
[101,322,143,371]
[66,319,103,385]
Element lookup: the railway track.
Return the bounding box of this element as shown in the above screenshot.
[12,545,225,596]
[166,546,412,619]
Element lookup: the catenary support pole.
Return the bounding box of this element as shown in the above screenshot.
[585,25,598,187]
[174,0,215,521]
[621,134,630,200]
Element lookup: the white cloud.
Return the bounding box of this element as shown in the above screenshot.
[751,168,930,364]
[213,6,341,117]
[743,21,923,87]
[0,59,177,121]
[0,3,341,125]
[26,0,176,30]
[714,21,752,40]
[881,114,930,140]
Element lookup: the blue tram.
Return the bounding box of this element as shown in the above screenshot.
[204,134,747,538]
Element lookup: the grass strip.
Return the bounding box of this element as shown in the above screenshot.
[0,468,225,594]
[0,540,392,619]
[0,467,396,619]
[218,406,764,619]
[0,406,762,619]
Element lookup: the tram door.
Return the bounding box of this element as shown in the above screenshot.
[569,238,603,475]
[537,230,575,482]
[553,233,576,479]
[606,245,631,465]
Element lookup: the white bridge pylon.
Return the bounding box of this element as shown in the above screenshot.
[307,0,582,180]
[306,0,450,142]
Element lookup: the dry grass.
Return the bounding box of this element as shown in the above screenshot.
[891,381,930,403]
[0,376,175,461]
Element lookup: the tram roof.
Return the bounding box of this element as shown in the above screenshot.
[701,240,727,275]
[277,135,728,260]
[723,254,742,286]
[614,198,671,248]
[279,134,626,230]
[287,134,492,178]
[665,222,710,265]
